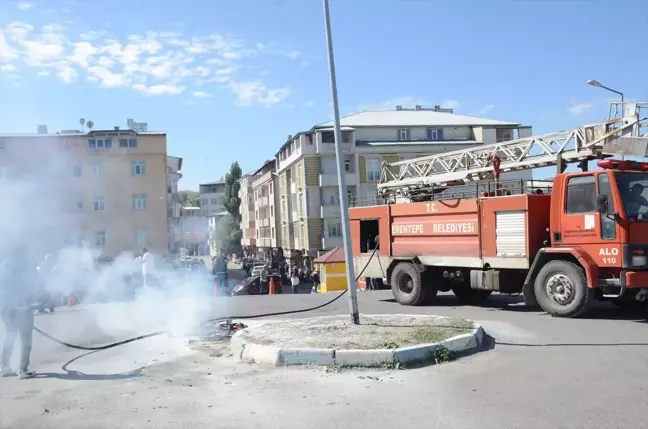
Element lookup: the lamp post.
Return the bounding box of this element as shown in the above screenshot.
[323,0,360,324]
[587,80,625,158]
[587,79,624,104]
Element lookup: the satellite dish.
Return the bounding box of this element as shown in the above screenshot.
[86,120,94,130]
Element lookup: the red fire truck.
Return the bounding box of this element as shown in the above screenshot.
[349,103,648,318]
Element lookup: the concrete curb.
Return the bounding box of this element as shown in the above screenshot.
[230,317,485,368]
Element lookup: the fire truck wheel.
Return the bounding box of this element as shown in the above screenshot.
[391,262,428,306]
[534,260,592,318]
[451,284,492,302]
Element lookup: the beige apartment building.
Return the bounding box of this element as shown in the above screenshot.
[0,126,170,259]
[275,105,532,266]
[251,160,280,259]
[238,172,256,254]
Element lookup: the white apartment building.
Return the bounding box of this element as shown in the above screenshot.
[251,160,280,259]
[275,105,533,264]
[167,156,183,253]
[238,172,256,254]
[180,206,208,255]
[199,180,227,218]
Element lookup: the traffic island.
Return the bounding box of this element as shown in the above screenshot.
[230,314,485,368]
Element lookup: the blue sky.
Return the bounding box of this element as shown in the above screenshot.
[1,0,647,190]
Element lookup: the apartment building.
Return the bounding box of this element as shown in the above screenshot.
[251,160,281,259]
[180,206,208,255]
[167,156,183,253]
[275,105,533,265]
[199,180,227,218]
[238,172,256,255]
[0,126,170,258]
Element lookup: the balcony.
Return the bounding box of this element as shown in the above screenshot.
[320,204,341,218]
[258,196,269,206]
[259,218,270,227]
[322,236,342,249]
[319,172,358,187]
[252,171,273,189]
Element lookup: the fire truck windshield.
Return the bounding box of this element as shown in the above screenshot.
[616,172,648,220]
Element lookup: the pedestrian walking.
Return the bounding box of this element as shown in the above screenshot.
[0,249,37,379]
[291,272,300,294]
[260,264,270,293]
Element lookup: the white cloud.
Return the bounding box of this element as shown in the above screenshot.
[228,80,291,107]
[299,60,311,67]
[568,103,593,116]
[1,21,296,104]
[1,64,18,72]
[56,64,77,83]
[68,41,97,68]
[133,83,185,95]
[304,100,316,108]
[17,2,34,10]
[193,90,212,98]
[477,104,496,115]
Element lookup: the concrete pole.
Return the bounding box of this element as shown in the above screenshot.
[323,0,360,324]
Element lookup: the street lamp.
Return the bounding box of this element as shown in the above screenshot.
[323,0,360,325]
[587,79,624,104]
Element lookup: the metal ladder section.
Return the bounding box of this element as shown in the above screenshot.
[378,103,648,198]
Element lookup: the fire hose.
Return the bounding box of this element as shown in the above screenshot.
[33,247,380,351]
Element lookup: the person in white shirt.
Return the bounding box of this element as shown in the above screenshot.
[290,272,300,294]
[141,248,154,287]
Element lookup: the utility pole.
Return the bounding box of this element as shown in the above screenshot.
[323,0,360,324]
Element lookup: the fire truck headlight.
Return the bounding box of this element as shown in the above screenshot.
[631,255,647,267]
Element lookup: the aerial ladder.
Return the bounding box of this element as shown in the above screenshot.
[378,102,648,201]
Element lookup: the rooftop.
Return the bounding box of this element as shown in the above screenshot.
[0,129,165,138]
[313,109,520,129]
[200,180,226,186]
[314,246,346,264]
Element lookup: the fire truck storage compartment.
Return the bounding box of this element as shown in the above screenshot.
[360,219,380,253]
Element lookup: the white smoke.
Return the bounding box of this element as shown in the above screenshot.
[0,151,220,357]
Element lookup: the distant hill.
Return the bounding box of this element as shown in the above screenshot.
[179,190,200,207]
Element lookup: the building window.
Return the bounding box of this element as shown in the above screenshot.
[203,211,209,216]
[132,194,147,211]
[321,131,335,143]
[92,162,102,177]
[398,128,410,141]
[88,138,112,149]
[426,128,444,140]
[297,164,302,184]
[344,159,351,173]
[327,220,341,237]
[74,200,83,212]
[72,165,82,177]
[134,229,147,245]
[95,231,106,247]
[201,198,208,205]
[366,157,381,182]
[131,160,146,176]
[270,205,274,217]
[93,196,104,211]
[119,138,138,148]
[211,198,217,205]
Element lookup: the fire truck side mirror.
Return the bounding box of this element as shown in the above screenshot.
[596,194,608,214]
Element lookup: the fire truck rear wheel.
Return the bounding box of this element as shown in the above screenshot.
[534,260,592,318]
[391,262,428,306]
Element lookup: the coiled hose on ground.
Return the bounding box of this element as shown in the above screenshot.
[33,247,380,351]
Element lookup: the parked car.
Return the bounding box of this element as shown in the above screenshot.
[231,275,282,296]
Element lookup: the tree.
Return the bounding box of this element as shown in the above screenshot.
[179,190,200,207]
[212,162,243,255]
[211,214,242,256]
[223,162,242,221]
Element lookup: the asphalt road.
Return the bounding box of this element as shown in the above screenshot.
[1,285,648,428]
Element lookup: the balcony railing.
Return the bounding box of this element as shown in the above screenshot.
[319,172,357,187]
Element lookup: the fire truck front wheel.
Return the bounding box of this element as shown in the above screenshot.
[391,262,429,306]
[534,260,593,318]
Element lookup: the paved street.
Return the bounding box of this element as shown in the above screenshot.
[1,289,648,428]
